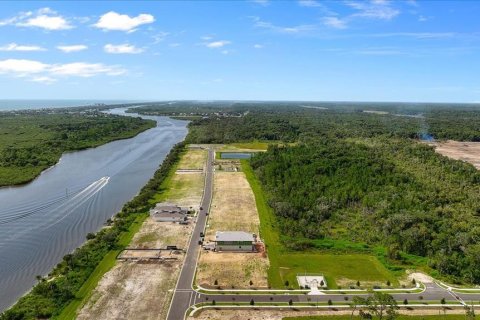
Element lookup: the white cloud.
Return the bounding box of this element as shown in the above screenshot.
[0,59,48,74]
[298,0,322,7]
[253,44,264,49]
[50,62,126,77]
[252,0,270,6]
[152,31,169,44]
[104,43,144,54]
[205,40,231,48]
[94,11,155,32]
[169,43,181,47]
[31,76,56,84]
[418,15,428,22]
[346,1,400,20]
[0,7,73,30]
[0,59,126,83]
[252,17,315,34]
[0,43,46,52]
[57,44,88,53]
[322,17,347,29]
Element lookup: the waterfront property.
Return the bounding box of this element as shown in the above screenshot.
[215,231,256,252]
[150,202,188,222]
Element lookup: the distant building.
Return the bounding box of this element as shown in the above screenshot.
[151,203,188,222]
[215,231,256,252]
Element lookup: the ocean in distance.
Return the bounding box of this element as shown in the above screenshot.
[0,99,145,111]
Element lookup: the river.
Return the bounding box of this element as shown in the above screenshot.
[0,108,188,311]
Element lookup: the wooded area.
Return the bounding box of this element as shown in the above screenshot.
[0,110,155,186]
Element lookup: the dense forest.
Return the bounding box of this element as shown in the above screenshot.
[133,101,480,142]
[0,110,155,186]
[251,140,480,283]
[134,101,480,284]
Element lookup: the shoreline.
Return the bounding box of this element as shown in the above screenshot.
[1,140,187,318]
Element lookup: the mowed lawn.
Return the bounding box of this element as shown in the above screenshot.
[278,253,398,289]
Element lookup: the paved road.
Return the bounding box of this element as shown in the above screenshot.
[192,281,480,306]
[167,148,214,320]
[167,148,480,319]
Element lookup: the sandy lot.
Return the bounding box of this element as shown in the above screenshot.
[197,251,269,288]
[190,308,465,320]
[77,261,180,320]
[77,221,192,320]
[178,148,207,169]
[130,218,192,249]
[197,171,269,288]
[204,172,260,238]
[430,140,480,169]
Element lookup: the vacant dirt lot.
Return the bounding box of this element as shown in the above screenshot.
[130,218,191,249]
[77,221,191,320]
[430,140,480,169]
[204,172,260,238]
[77,261,181,320]
[197,251,269,288]
[178,148,207,169]
[197,171,269,288]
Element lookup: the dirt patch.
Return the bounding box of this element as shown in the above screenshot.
[178,149,207,170]
[408,272,434,284]
[77,261,181,320]
[429,140,480,169]
[130,217,192,249]
[197,171,269,288]
[205,172,260,238]
[190,308,465,320]
[197,251,269,288]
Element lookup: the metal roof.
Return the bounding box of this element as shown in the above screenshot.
[215,231,255,242]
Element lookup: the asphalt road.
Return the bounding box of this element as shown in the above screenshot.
[166,148,214,320]
[166,148,480,319]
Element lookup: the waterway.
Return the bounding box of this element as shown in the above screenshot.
[0,108,188,311]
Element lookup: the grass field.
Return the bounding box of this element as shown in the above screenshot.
[283,316,468,320]
[150,148,205,208]
[278,253,398,289]
[242,161,398,289]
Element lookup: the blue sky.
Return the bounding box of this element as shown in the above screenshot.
[0,0,479,102]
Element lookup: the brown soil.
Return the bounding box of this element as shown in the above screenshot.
[429,140,480,169]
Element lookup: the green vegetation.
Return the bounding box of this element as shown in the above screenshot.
[278,254,398,289]
[0,110,155,186]
[283,316,469,320]
[173,102,480,286]
[243,161,397,289]
[0,141,185,320]
[250,139,480,284]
